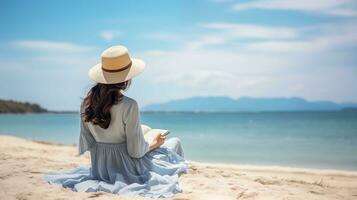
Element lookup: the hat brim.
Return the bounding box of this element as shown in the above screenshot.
[88,58,145,84]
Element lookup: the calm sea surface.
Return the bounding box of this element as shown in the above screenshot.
[1,112,357,170]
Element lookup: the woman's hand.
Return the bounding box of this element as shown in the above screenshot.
[149,134,166,151]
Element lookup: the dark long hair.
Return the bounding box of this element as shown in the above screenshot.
[82,80,131,129]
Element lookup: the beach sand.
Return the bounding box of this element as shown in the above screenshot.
[1,135,357,200]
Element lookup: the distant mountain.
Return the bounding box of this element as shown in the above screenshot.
[0,99,48,113]
[142,96,357,112]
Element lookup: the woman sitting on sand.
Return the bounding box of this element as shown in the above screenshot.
[43,45,189,197]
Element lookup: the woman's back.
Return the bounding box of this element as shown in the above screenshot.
[75,94,188,197]
[80,95,149,159]
[84,96,137,144]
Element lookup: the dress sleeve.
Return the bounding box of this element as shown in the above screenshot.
[124,101,149,158]
[78,103,95,156]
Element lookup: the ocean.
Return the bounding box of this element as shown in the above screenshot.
[1,111,357,170]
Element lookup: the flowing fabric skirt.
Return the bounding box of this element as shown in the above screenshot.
[43,137,189,198]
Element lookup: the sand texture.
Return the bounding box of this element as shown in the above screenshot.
[1,135,357,200]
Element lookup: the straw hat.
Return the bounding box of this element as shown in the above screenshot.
[88,45,145,84]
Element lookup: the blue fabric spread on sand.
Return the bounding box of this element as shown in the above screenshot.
[43,137,189,198]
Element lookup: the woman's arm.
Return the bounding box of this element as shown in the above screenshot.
[124,100,166,158]
[124,101,152,158]
[78,102,95,155]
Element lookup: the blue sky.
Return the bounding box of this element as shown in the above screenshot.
[0,0,357,110]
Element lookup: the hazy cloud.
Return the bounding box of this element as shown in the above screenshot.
[202,23,299,39]
[12,40,94,52]
[100,30,122,42]
[232,0,357,17]
[139,21,357,103]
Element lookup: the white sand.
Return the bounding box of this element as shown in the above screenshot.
[1,135,357,200]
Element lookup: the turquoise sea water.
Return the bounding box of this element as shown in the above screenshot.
[1,112,357,170]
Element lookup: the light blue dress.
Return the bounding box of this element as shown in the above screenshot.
[43,96,189,198]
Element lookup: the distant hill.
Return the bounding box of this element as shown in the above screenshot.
[0,99,48,113]
[142,96,357,112]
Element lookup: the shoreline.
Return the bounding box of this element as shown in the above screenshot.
[2,134,357,173]
[188,161,357,176]
[21,136,357,172]
[1,135,357,199]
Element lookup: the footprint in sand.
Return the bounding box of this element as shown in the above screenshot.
[236,190,258,199]
[309,190,324,195]
[254,177,281,185]
[88,192,104,198]
[173,197,190,200]
[230,185,245,191]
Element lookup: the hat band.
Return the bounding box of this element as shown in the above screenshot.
[102,62,132,73]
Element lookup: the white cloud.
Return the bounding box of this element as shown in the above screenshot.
[233,0,357,17]
[202,23,298,39]
[31,54,97,67]
[145,50,169,56]
[245,22,357,52]
[184,23,300,49]
[100,30,122,42]
[140,45,357,103]
[12,40,93,52]
[185,35,227,49]
[137,21,357,103]
[186,22,357,53]
[1,40,98,110]
[141,48,284,102]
